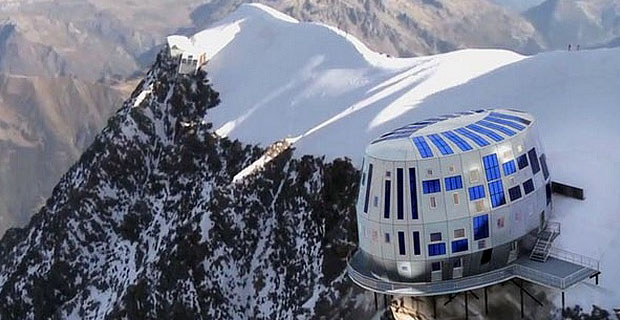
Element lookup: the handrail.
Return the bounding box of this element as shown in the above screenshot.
[549,247,600,271]
[546,221,561,235]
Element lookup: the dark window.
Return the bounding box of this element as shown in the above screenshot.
[427,134,454,155]
[466,124,504,142]
[385,233,390,243]
[546,183,552,205]
[473,215,490,240]
[363,163,373,213]
[469,185,486,200]
[483,154,501,181]
[397,168,404,220]
[454,259,462,268]
[430,232,442,242]
[455,128,490,147]
[476,120,516,136]
[413,231,421,255]
[508,186,522,201]
[384,180,391,219]
[528,148,541,175]
[398,232,406,255]
[480,248,493,265]
[413,136,434,158]
[488,180,506,208]
[517,154,529,170]
[451,239,469,253]
[444,175,463,191]
[523,179,535,195]
[442,131,473,151]
[428,243,446,256]
[431,262,442,271]
[409,168,418,219]
[502,160,517,176]
[540,154,550,180]
[423,179,441,194]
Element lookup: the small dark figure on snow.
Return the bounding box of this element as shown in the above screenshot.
[577,44,580,51]
[568,44,572,51]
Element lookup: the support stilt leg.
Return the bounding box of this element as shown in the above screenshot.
[433,296,437,319]
[465,291,469,320]
[520,284,524,319]
[485,287,489,315]
[374,292,378,311]
[562,291,565,311]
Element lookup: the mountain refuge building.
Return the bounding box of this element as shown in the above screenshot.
[166,35,208,75]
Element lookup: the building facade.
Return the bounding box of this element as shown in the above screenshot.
[167,35,208,75]
[354,109,552,284]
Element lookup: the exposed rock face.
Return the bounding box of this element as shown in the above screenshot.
[0,50,367,319]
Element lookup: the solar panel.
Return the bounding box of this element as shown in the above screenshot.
[442,131,473,151]
[476,120,516,136]
[454,128,490,147]
[413,136,434,158]
[483,116,526,130]
[466,124,504,142]
[427,134,454,155]
[490,112,532,125]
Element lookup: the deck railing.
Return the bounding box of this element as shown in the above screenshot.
[549,247,600,271]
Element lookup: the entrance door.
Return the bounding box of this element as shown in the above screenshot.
[540,210,546,232]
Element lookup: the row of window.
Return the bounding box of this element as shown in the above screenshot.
[363,147,548,219]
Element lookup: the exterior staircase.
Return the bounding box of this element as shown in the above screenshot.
[530,222,561,263]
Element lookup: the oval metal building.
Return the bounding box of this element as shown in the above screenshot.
[348,109,556,295]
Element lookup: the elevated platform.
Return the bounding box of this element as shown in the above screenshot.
[348,248,599,297]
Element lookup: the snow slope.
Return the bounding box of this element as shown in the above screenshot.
[192,3,620,311]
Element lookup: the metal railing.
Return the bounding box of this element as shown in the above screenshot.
[545,221,561,235]
[549,247,600,271]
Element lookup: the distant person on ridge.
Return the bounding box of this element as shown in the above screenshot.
[568,44,572,51]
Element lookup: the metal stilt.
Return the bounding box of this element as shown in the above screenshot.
[374,292,378,311]
[485,287,489,315]
[465,291,469,320]
[433,296,437,319]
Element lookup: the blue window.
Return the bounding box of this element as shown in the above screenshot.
[466,124,504,142]
[502,160,517,176]
[508,185,522,201]
[517,154,529,170]
[413,231,421,255]
[428,243,447,256]
[445,175,463,191]
[488,180,506,208]
[528,148,540,175]
[442,131,473,151]
[523,179,535,195]
[397,168,404,220]
[363,163,373,213]
[398,231,406,255]
[483,154,501,181]
[490,112,531,125]
[455,128,490,147]
[409,168,418,219]
[431,262,442,271]
[546,183,552,205]
[427,134,454,155]
[473,215,490,240]
[540,154,550,180]
[477,120,516,136]
[384,180,391,219]
[413,136,434,158]
[484,116,526,130]
[469,185,486,200]
[423,179,441,194]
[451,239,469,253]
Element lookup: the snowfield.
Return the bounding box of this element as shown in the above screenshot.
[192,3,620,311]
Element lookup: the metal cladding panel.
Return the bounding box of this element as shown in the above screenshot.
[446,217,471,256]
[490,206,512,246]
[380,224,395,261]
[418,157,447,224]
[423,222,449,257]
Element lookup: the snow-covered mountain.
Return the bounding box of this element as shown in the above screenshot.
[1,3,619,319]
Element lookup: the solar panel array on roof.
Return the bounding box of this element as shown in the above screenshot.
[455,128,490,147]
[427,134,454,155]
[477,120,516,136]
[413,137,434,158]
[490,112,532,125]
[442,131,473,152]
[483,116,526,130]
[466,124,504,142]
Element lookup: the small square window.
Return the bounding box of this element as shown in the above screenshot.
[497,216,505,228]
[453,193,460,205]
[385,233,391,243]
[386,171,391,177]
[454,228,465,238]
[503,150,513,159]
[449,165,456,173]
[430,196,437,209]
[373,196,379,207]
[430,232,442,242]
[475,200,485,213]
[478,239,487,250]
[454,259,462,268]
[517,144,524,153]
[469,169,480,183]
[427,169,433,177]
[431,262,442,271]
[372,230,378,242]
